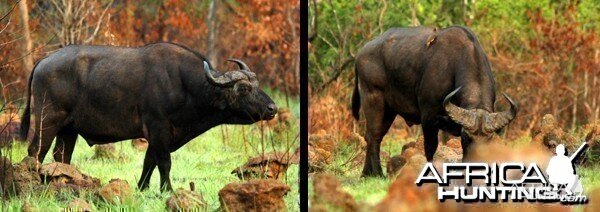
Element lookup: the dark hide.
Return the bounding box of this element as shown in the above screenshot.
[352,26,516,177]
[20,42,277,191]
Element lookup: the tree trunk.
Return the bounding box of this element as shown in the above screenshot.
[18,0,33,75]
[206,0,219,65]
[410,0,420,26]
[157,2,167,42]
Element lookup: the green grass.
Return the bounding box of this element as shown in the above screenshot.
[311,134,406,206]
[1,90,299,211]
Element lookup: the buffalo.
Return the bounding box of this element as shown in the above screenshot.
[352,26,517,177]
[20,42,277,190]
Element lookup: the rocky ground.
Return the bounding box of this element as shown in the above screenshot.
[309,114,600,211]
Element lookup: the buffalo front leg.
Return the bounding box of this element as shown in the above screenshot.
[142,121,174,192]
[137,146,157,191]
[423,123,440,162]
[156,149,172,192]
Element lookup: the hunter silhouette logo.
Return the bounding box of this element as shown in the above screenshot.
[416,142,589,204]
[546,144,585,196]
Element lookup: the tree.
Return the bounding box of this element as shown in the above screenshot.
[206,0,219,65]
[38,0,113,46]
[18,0,33,75]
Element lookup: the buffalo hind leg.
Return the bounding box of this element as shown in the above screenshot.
[423,123,440,161]
[138,120,173,192]
[52,127,78,163]
[361,103,395,177]
[27,109,66,163]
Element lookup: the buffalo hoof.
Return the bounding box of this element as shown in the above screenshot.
[160,183,174,193]
[137,182,150,191]
[361,167,385,178]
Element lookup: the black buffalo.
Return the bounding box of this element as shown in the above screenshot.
[20,42,277,190]
[352,26,517,177]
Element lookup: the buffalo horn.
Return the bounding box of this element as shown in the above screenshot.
[204,61,246,87]
[481,93,517,134]
[226,59,256,79]
[443,87,479,132]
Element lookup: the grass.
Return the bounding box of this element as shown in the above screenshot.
[0,89,299,211]
[313,133,600,209]
[314,134,403,206]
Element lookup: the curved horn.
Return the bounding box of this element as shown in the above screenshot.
[227,59,256,79]
[481,93,518,134]
[443,87,479,132]
[226,59,250,70]
[204,61,246,87]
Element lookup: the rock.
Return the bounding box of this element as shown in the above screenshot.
[93,144,117,159]
[466,142,551,184]
[18,156,40,172]
[232,151,292,180]
[434,145,461,163]
[376,142,568,212]
[98,179,132,204]
[414,137,426,152]
[131,138,148,151]
[68,198,92,212]
[66,174,102,191]
[218,179,289,211]
[166,188,207,212]
[375,154,438,212]
[12,157,41,196]
[309,204,329,212]
[466,142,512,163]
[40,162,83,180]
[400,147,420,160]
[39,162,100,195]
[399,155,427,177]
[386,155,406,177]
[0,156,42,198]
[402,141,417,152]
[311,173,359,211]
[446,138,462,149]
[380,151,390,164]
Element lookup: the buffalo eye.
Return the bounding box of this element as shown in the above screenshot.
[237,83,252,95]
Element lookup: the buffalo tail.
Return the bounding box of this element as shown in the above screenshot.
[352,66,360,120]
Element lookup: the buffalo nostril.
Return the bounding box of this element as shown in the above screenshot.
[267,104,277,114]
